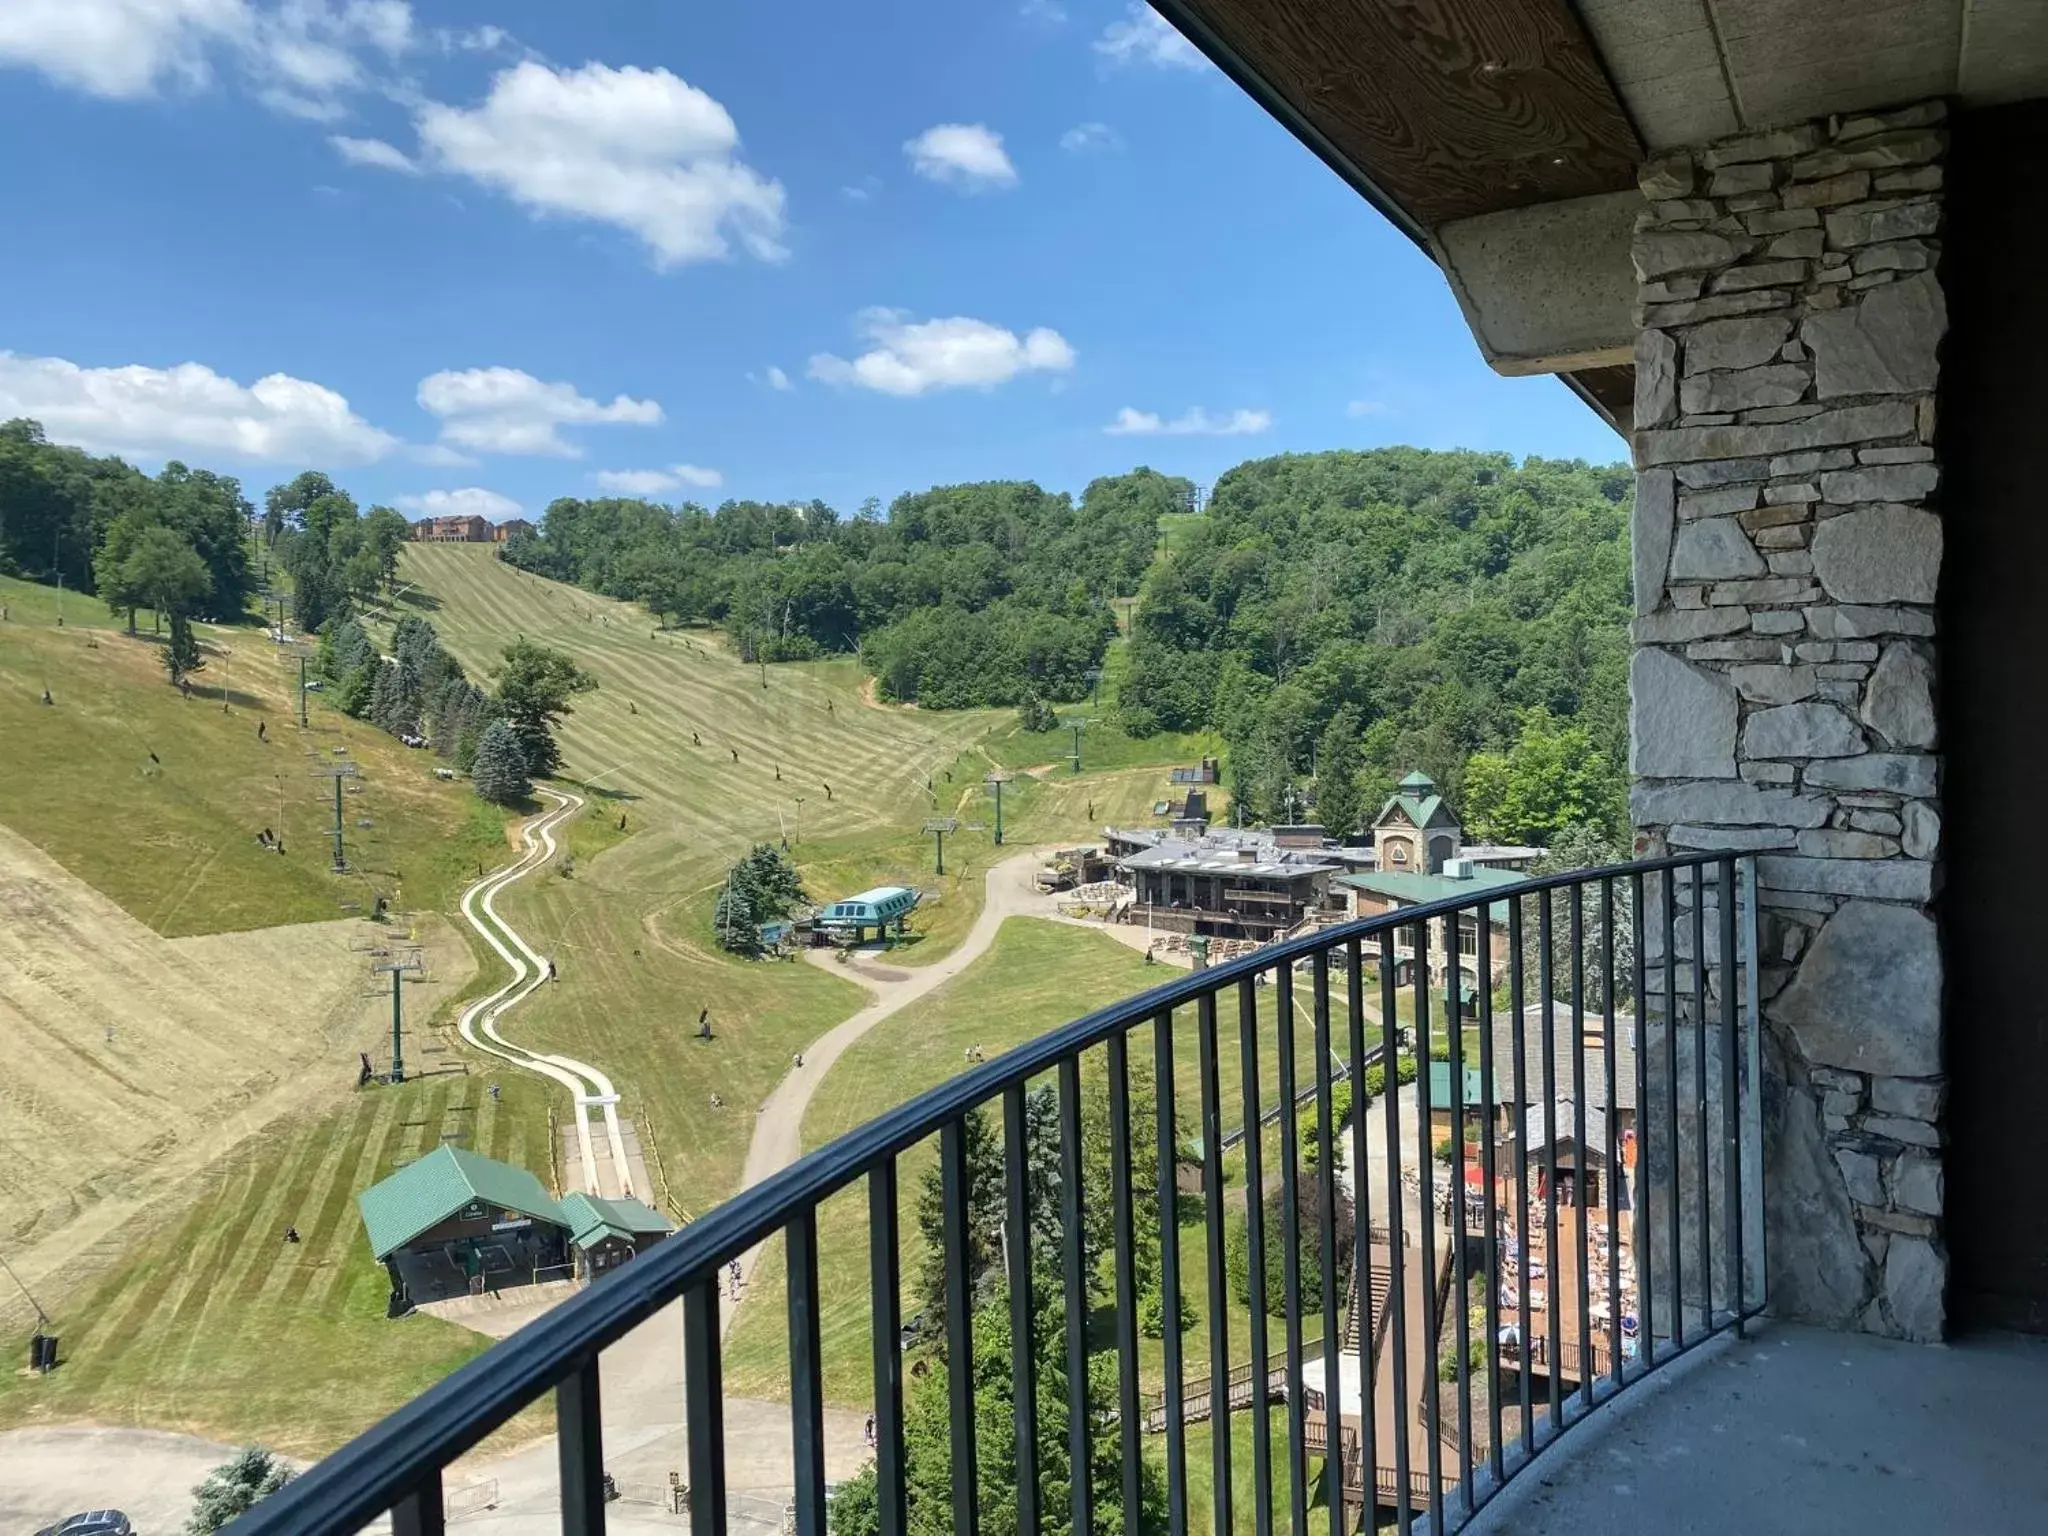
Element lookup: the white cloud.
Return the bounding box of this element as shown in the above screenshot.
[396,486,521,520]
[809,310,1074,397]
[1346,399,1389,418]
[1020,0,1066,20]
[416,60,787,269]
[1104,406,1271,437]
[765,366,793,392]
[330,133,417,172]
[1095,4,1204,69]
[1059,121,1121,153]
[0,350,398,463]
[416,366,662,458]
[593,463,722,495]
[903,123,1017,191]
[0,0,415,118]
[0,0,246,98]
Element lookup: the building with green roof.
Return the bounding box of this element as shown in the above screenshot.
[1371,769,1465,876]
[558,1191,675,1278]
[358,1145,675,1311]
[1340,860,1528,997]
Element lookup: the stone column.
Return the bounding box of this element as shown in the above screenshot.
[1627,102,1948,1340]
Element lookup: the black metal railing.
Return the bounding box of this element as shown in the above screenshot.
[228,852,1763,1536]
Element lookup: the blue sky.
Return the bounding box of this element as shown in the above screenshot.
[0,1,1624,521]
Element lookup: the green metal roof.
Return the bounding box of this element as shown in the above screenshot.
[1375,770,1458,833]
[357,1145,564,1260]
[1339,864,1528,928]
[558,1191,673,1250]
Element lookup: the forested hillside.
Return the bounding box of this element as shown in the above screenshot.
[1,418,1633,846]
[499,471,1189,707]
[1122,449,1634,843]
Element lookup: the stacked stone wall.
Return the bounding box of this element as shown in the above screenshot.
[1628,102,1947,1339]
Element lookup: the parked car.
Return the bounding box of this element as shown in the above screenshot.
[35,1513,133,1536]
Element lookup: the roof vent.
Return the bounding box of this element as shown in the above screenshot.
[1443,858,1472,880]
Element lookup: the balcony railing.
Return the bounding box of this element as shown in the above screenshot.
[228,852,1764,1536]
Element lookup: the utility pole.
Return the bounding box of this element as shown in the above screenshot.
[310,759,360,871]
[924,816,959,876]
[984,772,1010,846]
[298,654,310,728]
[371,951,426,1082]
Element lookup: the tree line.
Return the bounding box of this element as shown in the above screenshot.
[498,471,1190,708]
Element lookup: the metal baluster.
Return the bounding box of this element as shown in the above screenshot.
[1156,1008,1189,1536]
[559,1356,606,1535]
[1664,868,1683,1349]
[1311,950,1345,1536]
[1538,890,1561,1433]
[1476,909,1502,1489]
[1108,1034,1142,1534]
[1720,855,1743,1339]
[1631,872,1653,1374]
[789,1211,828,1536]
[1240,976,1274,1536]
[1197,989,1234,1536]
[1276,964,1309,1536]
[941,1117,980,1536]
[1411,921,1442,1536]
[1345,938,1380,1530]
[1004,1085,1041,1536]
[1570,884,1592,1413]
[1692,863,1711,1338]
[683,1278,727,1536]
[1378,931,1412,1536]
[1059,1056,1092,1536]
[1447,907,1473,1517]
[869,1161,908,1536]
[391,1472,445,1536]
[1509,896,1532,1456]
[1602,878,1624,1391]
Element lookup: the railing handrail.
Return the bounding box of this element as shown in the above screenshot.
[228,850,1744,1535]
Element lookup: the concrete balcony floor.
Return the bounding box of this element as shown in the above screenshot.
[1468,1321,2048,1536]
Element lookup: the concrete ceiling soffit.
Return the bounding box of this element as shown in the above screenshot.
[1154,0,1646,233]
[1433,189,1642,376]
[1580,0,2048,150]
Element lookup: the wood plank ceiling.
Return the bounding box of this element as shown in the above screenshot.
[1154,0,1647,426]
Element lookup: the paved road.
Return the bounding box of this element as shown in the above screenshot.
[456,785,633,1198]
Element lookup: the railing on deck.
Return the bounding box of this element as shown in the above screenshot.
[228,853,1765,1536]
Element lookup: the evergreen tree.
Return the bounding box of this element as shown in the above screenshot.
[712,842,809,956]
[185,1444,294,1533]
[1313,704,1365,837]
[164,611,204,686]
[470,719,530,804]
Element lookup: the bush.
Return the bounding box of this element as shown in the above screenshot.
[186,1446,294,1533]
[1225,1179,1354,1315]
[1017,691,1059,733]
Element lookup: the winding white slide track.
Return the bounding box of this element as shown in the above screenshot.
[456,786,634,1199]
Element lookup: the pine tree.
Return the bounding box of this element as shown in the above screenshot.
[185,1445,293,1533]
[470,718,531,804]
[1313,704,1365,837]
[163,611,203,686]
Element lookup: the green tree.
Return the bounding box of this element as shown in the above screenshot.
[492,638,597,780]
[163,611,204,686]
[712,843,809,956]
[364,504,411,591]
[119,523,212,631]
[470,719,531,804]
[912,1104,1007,1325]
[1313,704,1365,837]
[1461,708,1625,846]
[185,1444,294,1533]
[829,1287,1166,1536]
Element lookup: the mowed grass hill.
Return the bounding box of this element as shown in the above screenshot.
[399,544,1197,1207]
[0,572,493,1329]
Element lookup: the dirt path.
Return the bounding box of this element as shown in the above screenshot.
[717,848,1050,1328]
[455,786,634,1199]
